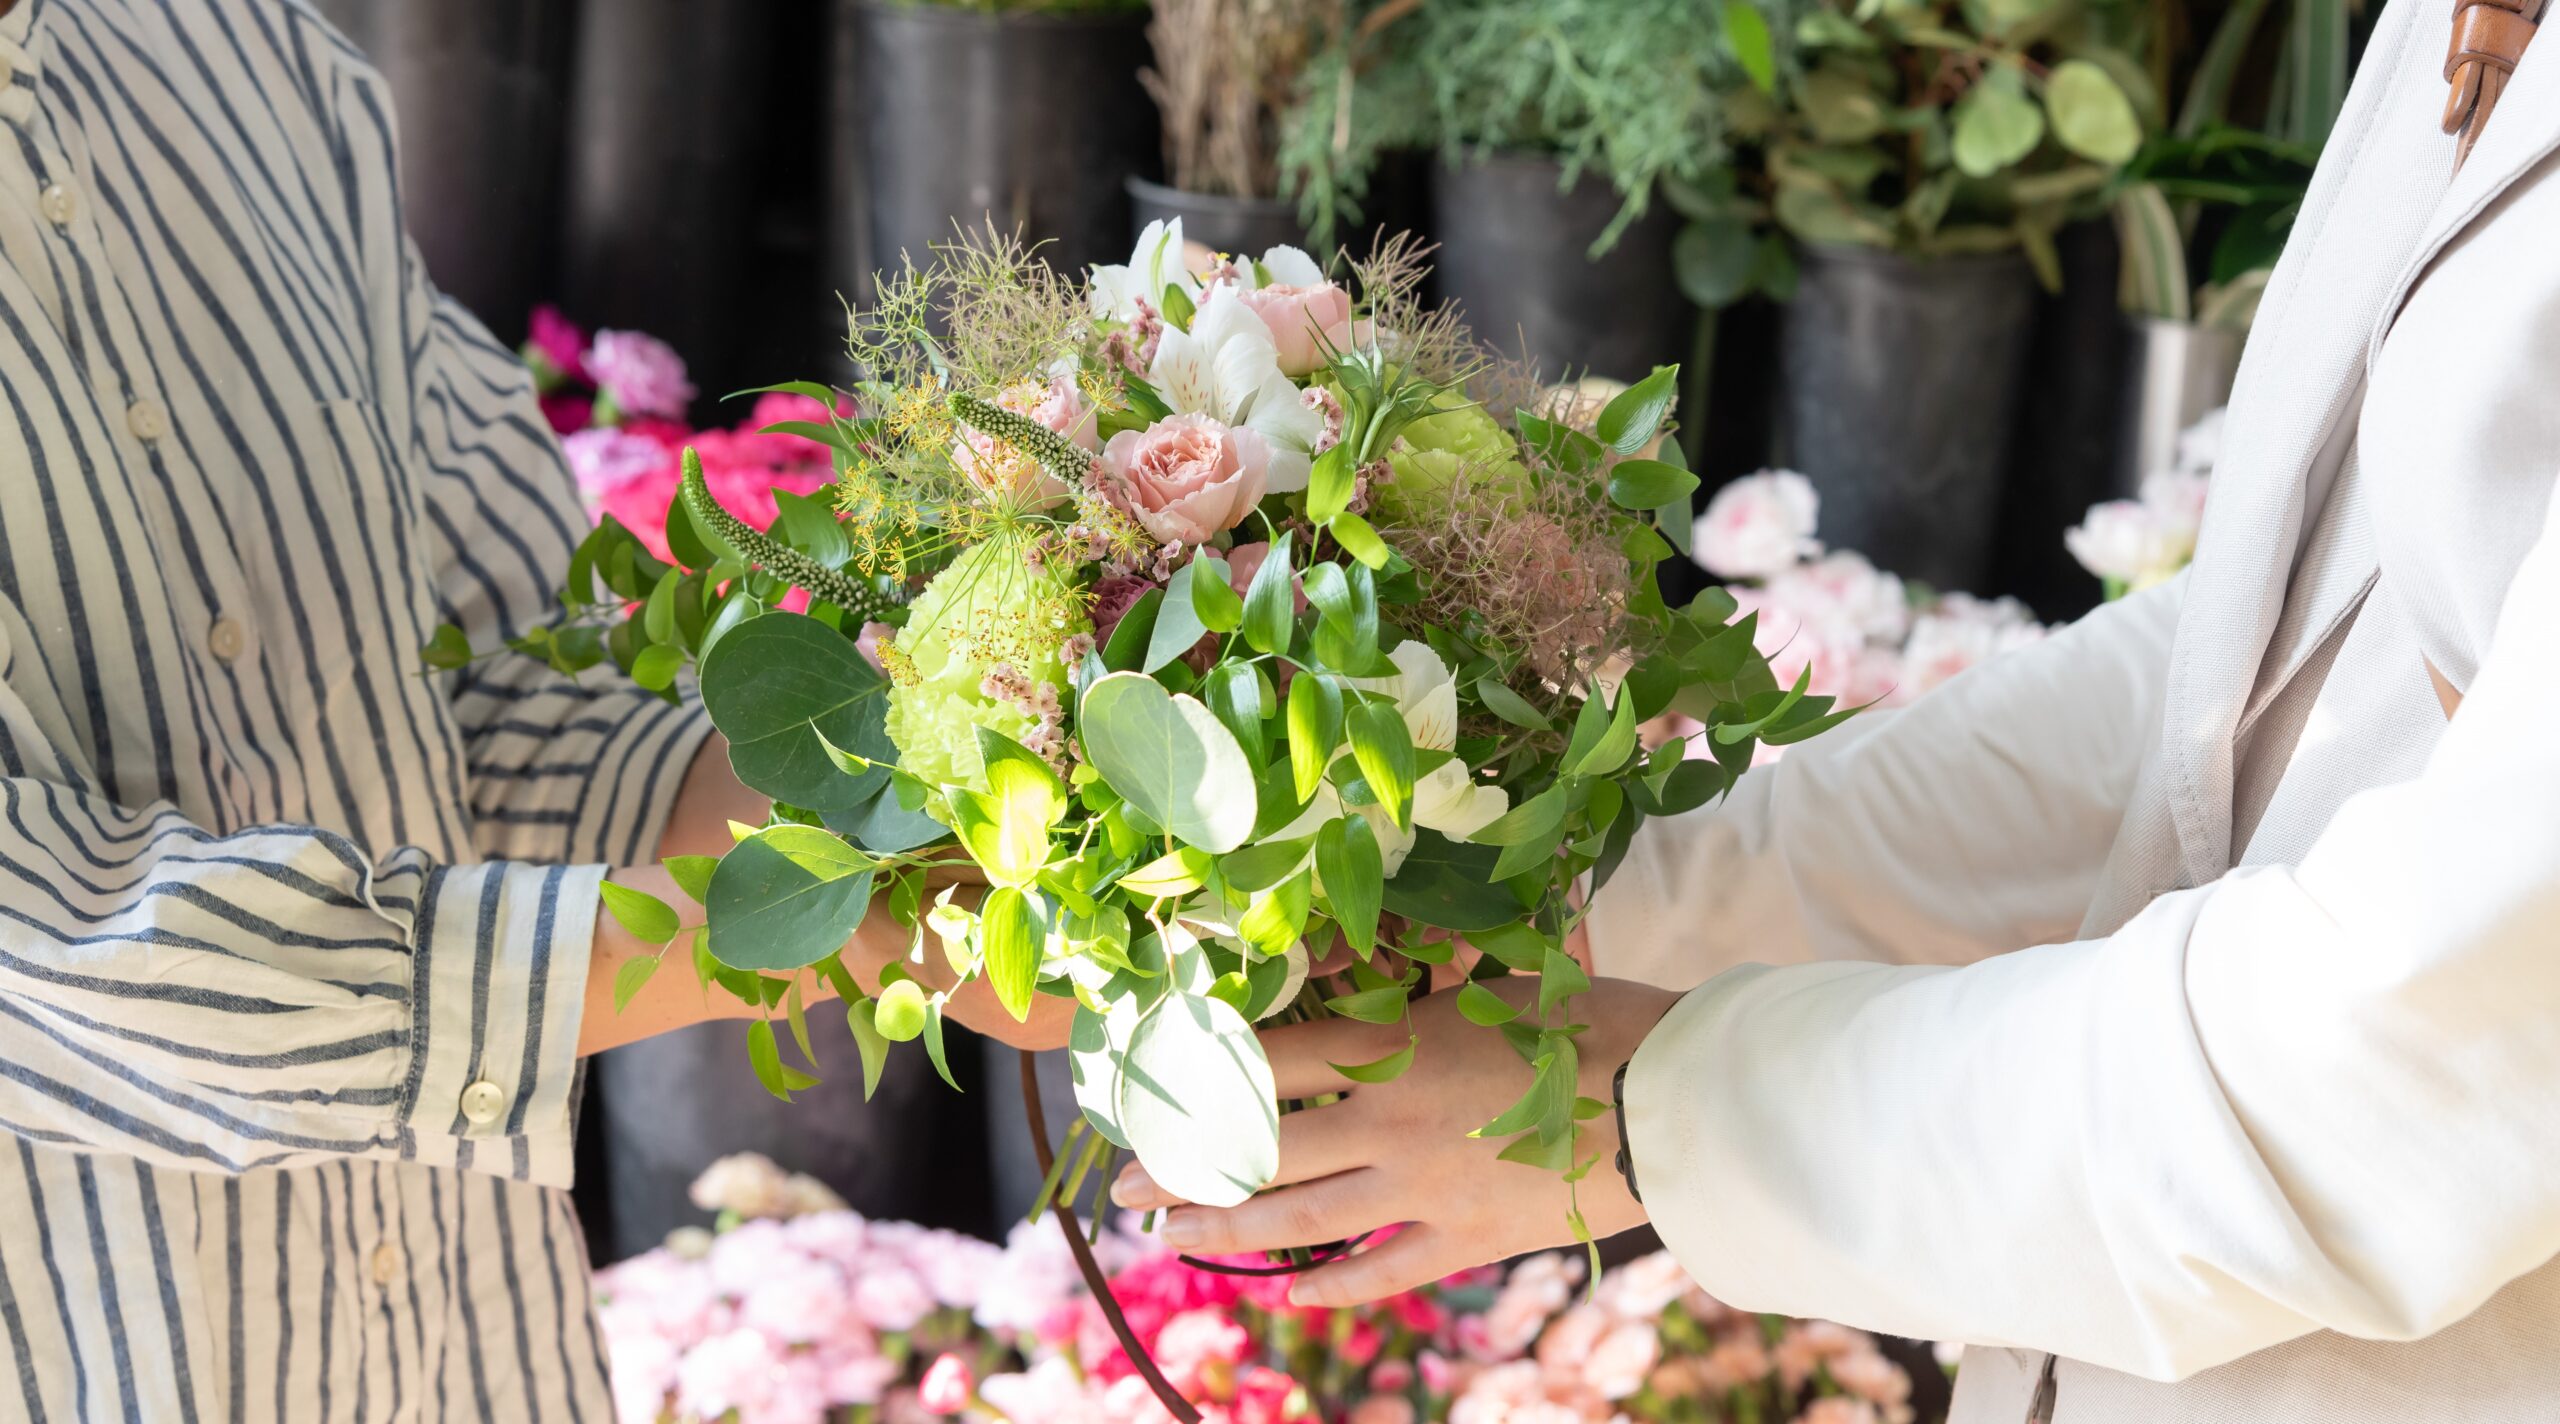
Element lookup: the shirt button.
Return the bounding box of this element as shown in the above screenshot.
[459,1080,507,1126]
[207,616,247,663]
[125,397,167,442]
[370,1243,401,1285]
[37,182,74,227]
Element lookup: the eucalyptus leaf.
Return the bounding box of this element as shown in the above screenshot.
[1116,994,1279,1209]
[700,614,891,811]
[1079,673,1259,853]
[705,825,877,971]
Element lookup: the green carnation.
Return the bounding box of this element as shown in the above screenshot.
[1374,395,1532,521]
[883,539,1090,790]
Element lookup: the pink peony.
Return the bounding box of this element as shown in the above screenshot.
[1237,281,1359,375]
[591,328,697,420]
[1693,470,1821,580]
[1103,413,1271,545]
[918,1353,976,1414]
[955,374,1099,508]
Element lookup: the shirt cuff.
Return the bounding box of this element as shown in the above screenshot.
[398,860,602,1189]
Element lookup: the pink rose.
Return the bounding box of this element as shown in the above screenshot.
[1238,281,1359,375]
[1103,413,1271,544]
[956,374,1099,508]
[1692,470,1821,580]
[918,1354,975,1414]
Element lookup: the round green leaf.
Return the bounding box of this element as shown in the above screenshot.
[705,825,877,971]
[1078,673,1258,853]
[874,979,929,1042]
[699,614,891,811]
[1117,993,1279,1209]
[2046,60,2142,166]
[1952,67,2046,178]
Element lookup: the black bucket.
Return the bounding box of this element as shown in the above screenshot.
[561,0,838,420]
[1127,176,1311,261]
[587,1016,999,1260]
[836,2,1157,306]
[1775,242,2036,594]
[1428,151,1692,384]
[352,0,577,337]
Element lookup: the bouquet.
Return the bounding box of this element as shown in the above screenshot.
[452,221,1855,1387]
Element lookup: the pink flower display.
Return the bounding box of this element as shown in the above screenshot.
[1103,413,1272,544]
[524,304,589,385]
[917,1354,975,1414]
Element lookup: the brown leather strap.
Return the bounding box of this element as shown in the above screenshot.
[2446,0,2547,168]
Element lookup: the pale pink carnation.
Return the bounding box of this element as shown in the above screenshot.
[1795,1399,1885,1424]
[1593,1251,1694,1324]
[1828,1345,1914,1415]
[1773,1320,1868,1391]
[591,328,696,420]
[603,1328,678,1424]
[740,1258,859,1345]
[1154,1307,1252,1395]
[1582,1320,1662,1401]
[1693,470,1820,580]
[1347,1397,1417,1424]
[817,1337,903,1407]
[852,1263,937,1333]
[674,1326,786,1422]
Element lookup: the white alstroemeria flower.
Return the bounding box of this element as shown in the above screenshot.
[1090,218,1202,325]
[1272,780,1422,877]
[1144,284,1325,491]
[1252,244,1328,288]
[1274,641,1511,869]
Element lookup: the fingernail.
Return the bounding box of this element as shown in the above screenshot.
[1109,1166,1151,1209]
[1158,1211,1203,1248]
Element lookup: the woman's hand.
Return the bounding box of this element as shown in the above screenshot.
[1110,976,1679,1305]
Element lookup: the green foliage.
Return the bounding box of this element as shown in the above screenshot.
[1280,0,1784,252]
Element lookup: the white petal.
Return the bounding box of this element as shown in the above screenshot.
[1258,245,1327,287]
[1413,762,1509,842]
[1365,805,1419,877]
[1269,782,1344,844]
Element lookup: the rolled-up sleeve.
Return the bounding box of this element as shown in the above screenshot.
[402,244,712,870]
[1589,577,2184,988]
[1623,489,2560,1380]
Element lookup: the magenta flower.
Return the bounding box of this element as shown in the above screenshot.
[523,304,588,388]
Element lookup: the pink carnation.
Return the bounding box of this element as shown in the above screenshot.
[525,304,588,384]
[1693,470,1821,580]
[592,328,697,420]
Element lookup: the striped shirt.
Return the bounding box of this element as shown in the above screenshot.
[0,0,713,1417]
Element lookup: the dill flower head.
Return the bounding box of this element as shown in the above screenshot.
[880,538,1092,789]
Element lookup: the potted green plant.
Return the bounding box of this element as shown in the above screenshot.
[838,0,1158,308]
[1127,0,1333,256]
[1291,0,1776,383]
[2108,0,2354,489]
[1746,0,2151,593]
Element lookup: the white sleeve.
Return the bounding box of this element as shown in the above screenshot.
[1624,492,2560,1380]
[1589,578,2183,988]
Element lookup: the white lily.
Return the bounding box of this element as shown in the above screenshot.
[1144,284,1326,492]
[1089,219,1202,325]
